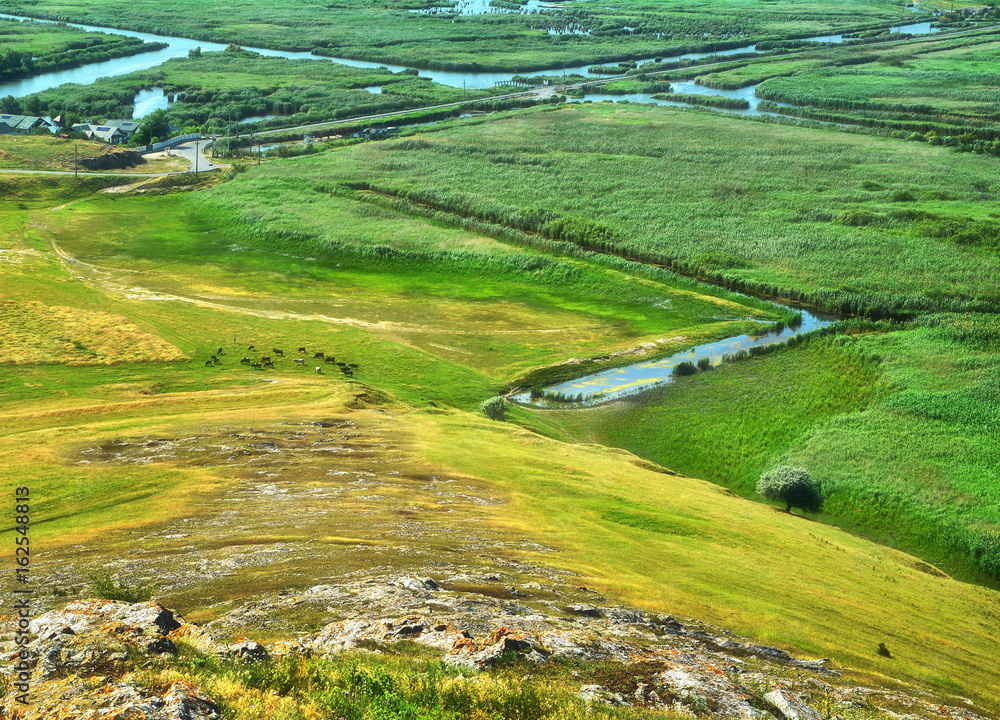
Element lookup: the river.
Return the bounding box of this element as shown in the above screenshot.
[513,304,838,406]
[0,12,941,100]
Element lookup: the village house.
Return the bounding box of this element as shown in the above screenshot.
[0,115,56,135]
[71,119,143,144]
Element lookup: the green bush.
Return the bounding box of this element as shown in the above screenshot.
[756,466,824,514]
[90,573,160,603]
[481,395,507,421]
[673,361,697,377]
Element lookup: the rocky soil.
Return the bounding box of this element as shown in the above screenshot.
[1,574,990,720]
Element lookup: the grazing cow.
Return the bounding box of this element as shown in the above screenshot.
[297,346,306,353]
[349,363,358,370]
[343,369,354,377]
[260,355,271,365]
[205,359,214,367]
[241,356,251,365]
[315,366,323,374]
[217,347,224,355]
[263,360,274,368]
[272,348,284,356]
[324,356,337,364]
[210,355,221,365]
[248,344,255,352]
[335,361,346,367]
[294,358,305,365]
[313,352,325,359]
[251,362,262,370]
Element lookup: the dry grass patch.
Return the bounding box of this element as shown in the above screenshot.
[0,300,187,365]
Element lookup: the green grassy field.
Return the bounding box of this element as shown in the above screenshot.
[540,322,1000,586]
[4,83,1000,715]
[755,32,1000,133]
[0,16,163,81]
[242,103,1000,314]
[1,168,999,708]
[0,0,918,71]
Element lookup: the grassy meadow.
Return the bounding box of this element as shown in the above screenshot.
[3,58,1000,715]
[241,103,1000,313]
[752,31,1000,138]
[2,168,1000,708]
[0,0,918,71]
[541,321,1000,586]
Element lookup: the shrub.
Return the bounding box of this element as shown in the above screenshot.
[90,572,159,602]
[673,361,697,377]
[481,395,507,421]
[697,357,712,372]
[756,466,824,514]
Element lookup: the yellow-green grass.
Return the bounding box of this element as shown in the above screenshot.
[411,409,1000,713]
[0,300,186,364]
[2,173,999,712]
[0,136,191,174]
[13,181,778,398]
[0,135,103,170]
[530,320,1000,587]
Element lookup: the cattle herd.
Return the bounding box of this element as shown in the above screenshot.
[206,344,359,377]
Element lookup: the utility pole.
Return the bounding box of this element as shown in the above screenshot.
[74,145,78,178]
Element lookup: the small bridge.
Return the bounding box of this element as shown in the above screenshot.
[139,133,202,155]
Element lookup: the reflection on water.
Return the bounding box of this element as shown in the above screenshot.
[514,308,837,405]
[132,87,169,118]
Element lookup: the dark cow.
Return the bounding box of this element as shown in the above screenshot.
[272,348,284,356]
[324,357,337,364]
[248,344,255,352]
[297,346,306,353]
[263,360,274,369]
[313,352,325,359]
[240,357,252,365]
[205,359,214,367]
[251,362,262,370]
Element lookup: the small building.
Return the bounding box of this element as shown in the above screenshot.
[0,115,55,135]
[72,119,143,144]
[89,124,128,144]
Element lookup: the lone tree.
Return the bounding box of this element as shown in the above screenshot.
[756,465,823,514]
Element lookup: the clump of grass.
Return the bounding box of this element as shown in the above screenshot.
[90,572,160,603]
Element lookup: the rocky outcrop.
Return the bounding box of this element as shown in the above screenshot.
[0,579,991,720]
[3,600,221,719]
[79,148,146,171]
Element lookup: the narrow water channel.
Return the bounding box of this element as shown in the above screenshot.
[0,12,942,100]
[513,304,838,406]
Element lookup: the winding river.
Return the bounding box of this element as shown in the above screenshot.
[514,304,838,406]
[0,12,941,100]
[0,11,919,400]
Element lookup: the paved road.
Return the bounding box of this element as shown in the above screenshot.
[171,140,226,172]
[0,168,172,177]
